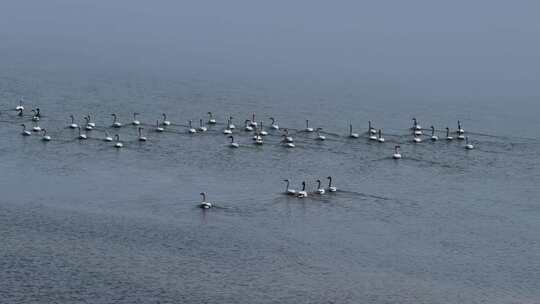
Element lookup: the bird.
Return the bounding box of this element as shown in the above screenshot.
[78,126,87,140]
[132,112,141,125]
[223,118,233,134]
[465,137,474,150]
[114,134,123,148]
[21,124,31,136]
[138,127,147,141]
[316,128,326,140]
[349,124,359,138]
[84,116,93,130]
[31,109,39,121]
[393,145,402,159]
[254,133,264,145]
[282,129,294,143]
[269,117,279,130]
[282,136,295,148]
[188,120,197,134]
[155,120,164,132]
[41,129,51,141]
[316,180,326,194]
[369,129,378,140]
[15,98,24,111]
[207,112,217,124]
[198,119,207,132]
[69,115,78,129]
[259,121,268,136]
[31,121,41,132]
[103,131,113,142]
[457,120,465,134]
[412,117,422,131]
[377,129,385,143]
[283,179,297,195]
[445,127,454,141]
[305,120,314,132]
[162,113,171,126]
[297,181,308,198]
[228,135,239,148]
[244,120,253,131]
[413,134,422,143]
[111,113,122,128]
[228,116,236,129]
[86,114,96,128]
[326,176,337,192]
[199,192,213,209]
[249,113,258,127]
[368,121,377,135]
[430,126,439,141]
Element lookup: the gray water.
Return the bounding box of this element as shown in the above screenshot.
[1,69,539,304]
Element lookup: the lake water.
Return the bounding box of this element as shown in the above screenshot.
[1,68,539,303]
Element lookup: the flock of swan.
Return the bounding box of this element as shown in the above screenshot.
[6,98,476,209]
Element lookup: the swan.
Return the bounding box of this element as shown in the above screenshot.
[84,116,93,130]
[188,120,197,134]
[198,119,207,132]
[430,126,439,141]
[41,129,51,141]
[457,132,465,140]
[327,176,337,192]
[132,112,140,125]
[283,179,296,195]
[199,192,213,209]
[162,113,171,126]
[316,128,326,140]
[138,127,147,141]
[244,120,253,131]
[393,145,402,159]
[282,129,294,143]
[369,129,378,140]
[104,131,113,142]
[223,118,232,134]
[412,117,422,131]
[259,121,268,136]
[413,134,422,143]
[249,113,258,127]
[254,133,264,145]
[114,134,123,148]
[207,112,217,124]
[85,114,96,128]
[316,180,326,194]
[155,120,164,132]
[269,117,279,130]
[368,121,377,135]
[282,136,295,148]
[349,124,359,138]
[445,127,453,140]
[305,120,314,132]
[297,181,308,198]
[21,124,31,136]
[465,137,474,150]
[31,109,39,121]
[111,113,122,128]
[228,135,239,148]
[78,126,87,140]
[69,115,78,129]
[377,129,385,142]
[228,116,236,129]
[32,121,41,132]
[15,98,24,111]
[457,120,464,134]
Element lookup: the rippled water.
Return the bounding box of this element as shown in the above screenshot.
[1,70,539,303]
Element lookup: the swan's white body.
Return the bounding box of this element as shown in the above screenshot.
[413,136,422,143]
[297,191,308,198]
[32,125,41,132]
[139,136,147,141]
[326,177,337,192]
[200,193,213,209]
[369,134,377,140]
[79,134,87,140]
[230,142,239,148]
[156,121,164,132]
[457,134,465,140]
[285,142,295,148]
[254,136,264,145]
[21,125,31,136]
[284,180,296,195]
[378,137,385,143]
[132,120,140,126]
[244,121,253,131]
[223,128,232,134]
[393,146,402,159]
[190,128,197,134]
[465,137,474,150]
[317,134,326,140]
[349,125,359,138]
[115,142,123,148]
[316,180,325,194]
[111,114,122,128]
[414,130,423,136]
[207,112,217,124]
[42,135,51,141]
[284,136,294,143]
[271,124,279,130]
[104,134,113,142]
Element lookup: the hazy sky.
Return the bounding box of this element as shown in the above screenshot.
[0,0,538,98]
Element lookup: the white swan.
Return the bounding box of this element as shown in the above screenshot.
[316,128,326,140]
[327,176,337,192]
[228,135,239,148]
[207,112,217,124]
[132,112,140,125]
[41,129,51,141]
[188,120,197,134]
[31,109,39,121]
[412,117,422,131]
[282,129,294,143]
[104,131,113,142]
[21,124,31,136]
[111,113,122,128]
[316,180,326,194]
[254,133,264,145]
[138,127,147,141]
[200,192,213,209]
[269,117,279,130]
[15,98,24,111]
[297,181,308,198]
[430,126,438,141]
[69,115,78,129]
[32,121,41,132]
[244,120,253,131]
[249,113,258,127]
[368,121,377,135]
[84,116,93,130]
[377,129,385,143]
[114,134,123,148]
[162,113,171,126]
[198,119,207,132]
[78,126,87,140]
[86,114,96,128]
[283,179,297,195]
[155,120,164,132]
[282,137,295,148]
[228,116,236,129]
[305,120,314,132]
[457,132,465,140]
[259,121,268,136]
[457,120,464,134]
[465,137,474,150]
[369,129,378,140]
[445,127,453,140]
[393,145,402,159]
[349,124,359,138]
[413,134,422,143]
